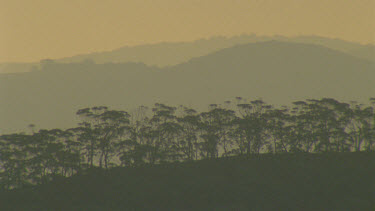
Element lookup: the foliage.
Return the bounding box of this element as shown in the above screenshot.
[0,97,374,190]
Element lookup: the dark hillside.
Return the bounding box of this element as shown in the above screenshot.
[1,152,374,211]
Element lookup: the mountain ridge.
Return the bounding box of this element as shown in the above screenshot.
[1,35,374,73]
[0,41,374,133]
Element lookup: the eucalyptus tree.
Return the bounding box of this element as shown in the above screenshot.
[292,98,350,152]
[58,128,84,176]
[76,106,130,169]
[0,134,11,189]
[138,124,160,165]
[199,105,236,158]
[116,106,149,167]
[149,103,183,163]
[76,107,104,167]
[326,99,352,152]
[128,106,150,146]
[235,103,254,155]
[117,139,137,167]
[228,119,246,155]
[214,107,237,157]
[28,128,82,179]
[368,98,375,151]
[264,107,290,153]
[236,100,271,155]
[118,112,162,166]
[0,133,31,189]
[177,107,201,160]
[199,105,220,159]
[46,129,78,177]
[345,102,373,152]
[73,122,98,168]
[289,100,327,152]
[0,132,57,188]
[361,106,374,151]
[30,129,67,183]
[100,109,131,168]
[25,131,46,185]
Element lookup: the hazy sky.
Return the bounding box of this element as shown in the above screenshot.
[1,0,374,63]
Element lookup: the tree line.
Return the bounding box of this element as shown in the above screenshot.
[1,97,375,190]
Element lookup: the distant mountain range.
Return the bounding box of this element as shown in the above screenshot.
[0,41,374,133]
[0,34,374,73]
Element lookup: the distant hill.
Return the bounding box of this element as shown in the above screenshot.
[0,62,38,74]
[164,41,375,104]
[0,34,374,73]
[57,34,375,65]
[1,152,374,210]
[0,41,374,133]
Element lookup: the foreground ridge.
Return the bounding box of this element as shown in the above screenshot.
[0,152,374,210]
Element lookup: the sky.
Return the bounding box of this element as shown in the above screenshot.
[1,0,374,63]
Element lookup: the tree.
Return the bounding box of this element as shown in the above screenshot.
[177,107,201,160]
[346,102,373,152]
[149,103,182,163]
[200,106,236,158]
[264,107,290,153]
[76,106,130,168]
[236,100,271,155]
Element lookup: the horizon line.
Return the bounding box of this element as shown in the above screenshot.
[1,33,373,64]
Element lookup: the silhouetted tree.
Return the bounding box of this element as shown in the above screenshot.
[1,97,375,191]
[177,107,201,160]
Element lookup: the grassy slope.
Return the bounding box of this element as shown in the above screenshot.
[1,152,374,211]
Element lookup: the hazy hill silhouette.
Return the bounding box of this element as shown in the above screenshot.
[0,62,39,74]
[0,41,374,133]
[1,152,374,210]
[164,41,374,104]
[57,35,375,65]
[1,35,374,73]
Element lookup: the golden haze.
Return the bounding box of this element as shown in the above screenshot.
[1,0,374,63]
